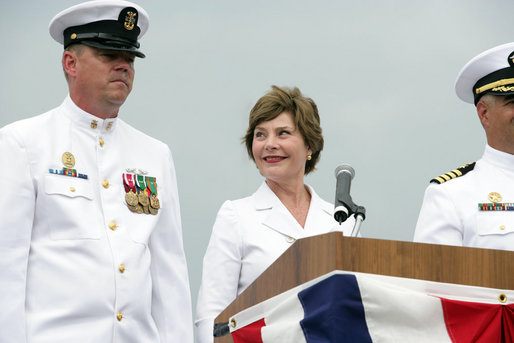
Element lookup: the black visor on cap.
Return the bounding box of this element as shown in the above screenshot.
[63,7,145,58]
[473,66,514,104]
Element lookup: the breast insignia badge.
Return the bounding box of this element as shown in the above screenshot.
[488,192,502,203]
[49,152,88,179]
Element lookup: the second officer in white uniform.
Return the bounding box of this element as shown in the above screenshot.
[0,1,193,342]
[415,42,514,251]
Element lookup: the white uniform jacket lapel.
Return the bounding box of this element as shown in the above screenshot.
[253,182,339,240]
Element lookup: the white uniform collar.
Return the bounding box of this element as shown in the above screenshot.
[482,144,514,170]
[254,180,332,215]
[61,95,118,133]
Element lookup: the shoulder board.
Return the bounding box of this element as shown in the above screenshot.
[430,162,476,184]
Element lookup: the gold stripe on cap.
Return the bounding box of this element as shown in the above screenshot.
[476,78,514,94]
[492,86,514,92]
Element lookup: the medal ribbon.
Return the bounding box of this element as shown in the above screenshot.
[136,174,148,195]
[146,176,157,195]
[123,173,137,193]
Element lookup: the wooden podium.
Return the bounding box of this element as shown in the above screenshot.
[214,232,514,342]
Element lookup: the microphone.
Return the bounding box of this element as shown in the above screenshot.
[334,164,355,224]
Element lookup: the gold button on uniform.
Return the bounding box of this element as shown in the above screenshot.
[109,221,117,231]
[119,264,125,273]
[500,225,506,230]
[117,312,123,321]
[70,187,76,192]
[99,137,104,147]
[102,180,110,188]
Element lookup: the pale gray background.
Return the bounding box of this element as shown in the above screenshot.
[2,0,514,340]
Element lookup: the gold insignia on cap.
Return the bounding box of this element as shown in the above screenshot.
[70,33,77,40]
[62,152,75,168]
[124,11,137,31]
[492,86,514,93]
[476,78,514,95]
[488,192,502,203]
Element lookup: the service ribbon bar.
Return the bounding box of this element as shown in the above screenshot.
[478,203,514,211]
[49,168,88,179]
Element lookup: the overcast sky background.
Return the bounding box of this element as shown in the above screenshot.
[3,1,514,340]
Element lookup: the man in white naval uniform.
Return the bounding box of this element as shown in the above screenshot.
[415,42,514,251]
[0,1,193,342]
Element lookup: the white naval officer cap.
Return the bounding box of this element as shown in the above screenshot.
[455,42,514,105]
[49,0,149,58]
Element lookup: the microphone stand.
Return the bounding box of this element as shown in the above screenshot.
[350,205,366,237]
[337,198,366,237]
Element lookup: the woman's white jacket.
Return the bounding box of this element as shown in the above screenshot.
[195,181,354,343]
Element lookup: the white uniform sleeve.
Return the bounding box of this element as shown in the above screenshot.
[0,125,34,343]
[148,148,193,342]
[195,200,243,343]
[414,183,464,246]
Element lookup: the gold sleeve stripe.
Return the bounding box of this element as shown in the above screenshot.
[476,78,514,94]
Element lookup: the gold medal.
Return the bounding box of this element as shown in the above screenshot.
[127,204,138,213]
[125,190,139,206]
[150,194,160,209]
[138,191,150,207]
[135,204,144,214]
[149,206,158,215]
[488,192,502,203]
[143,204,150,214]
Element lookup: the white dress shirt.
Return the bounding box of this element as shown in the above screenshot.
[195,181,354,343]
[0,96,193,343]
[415,145,514,251]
